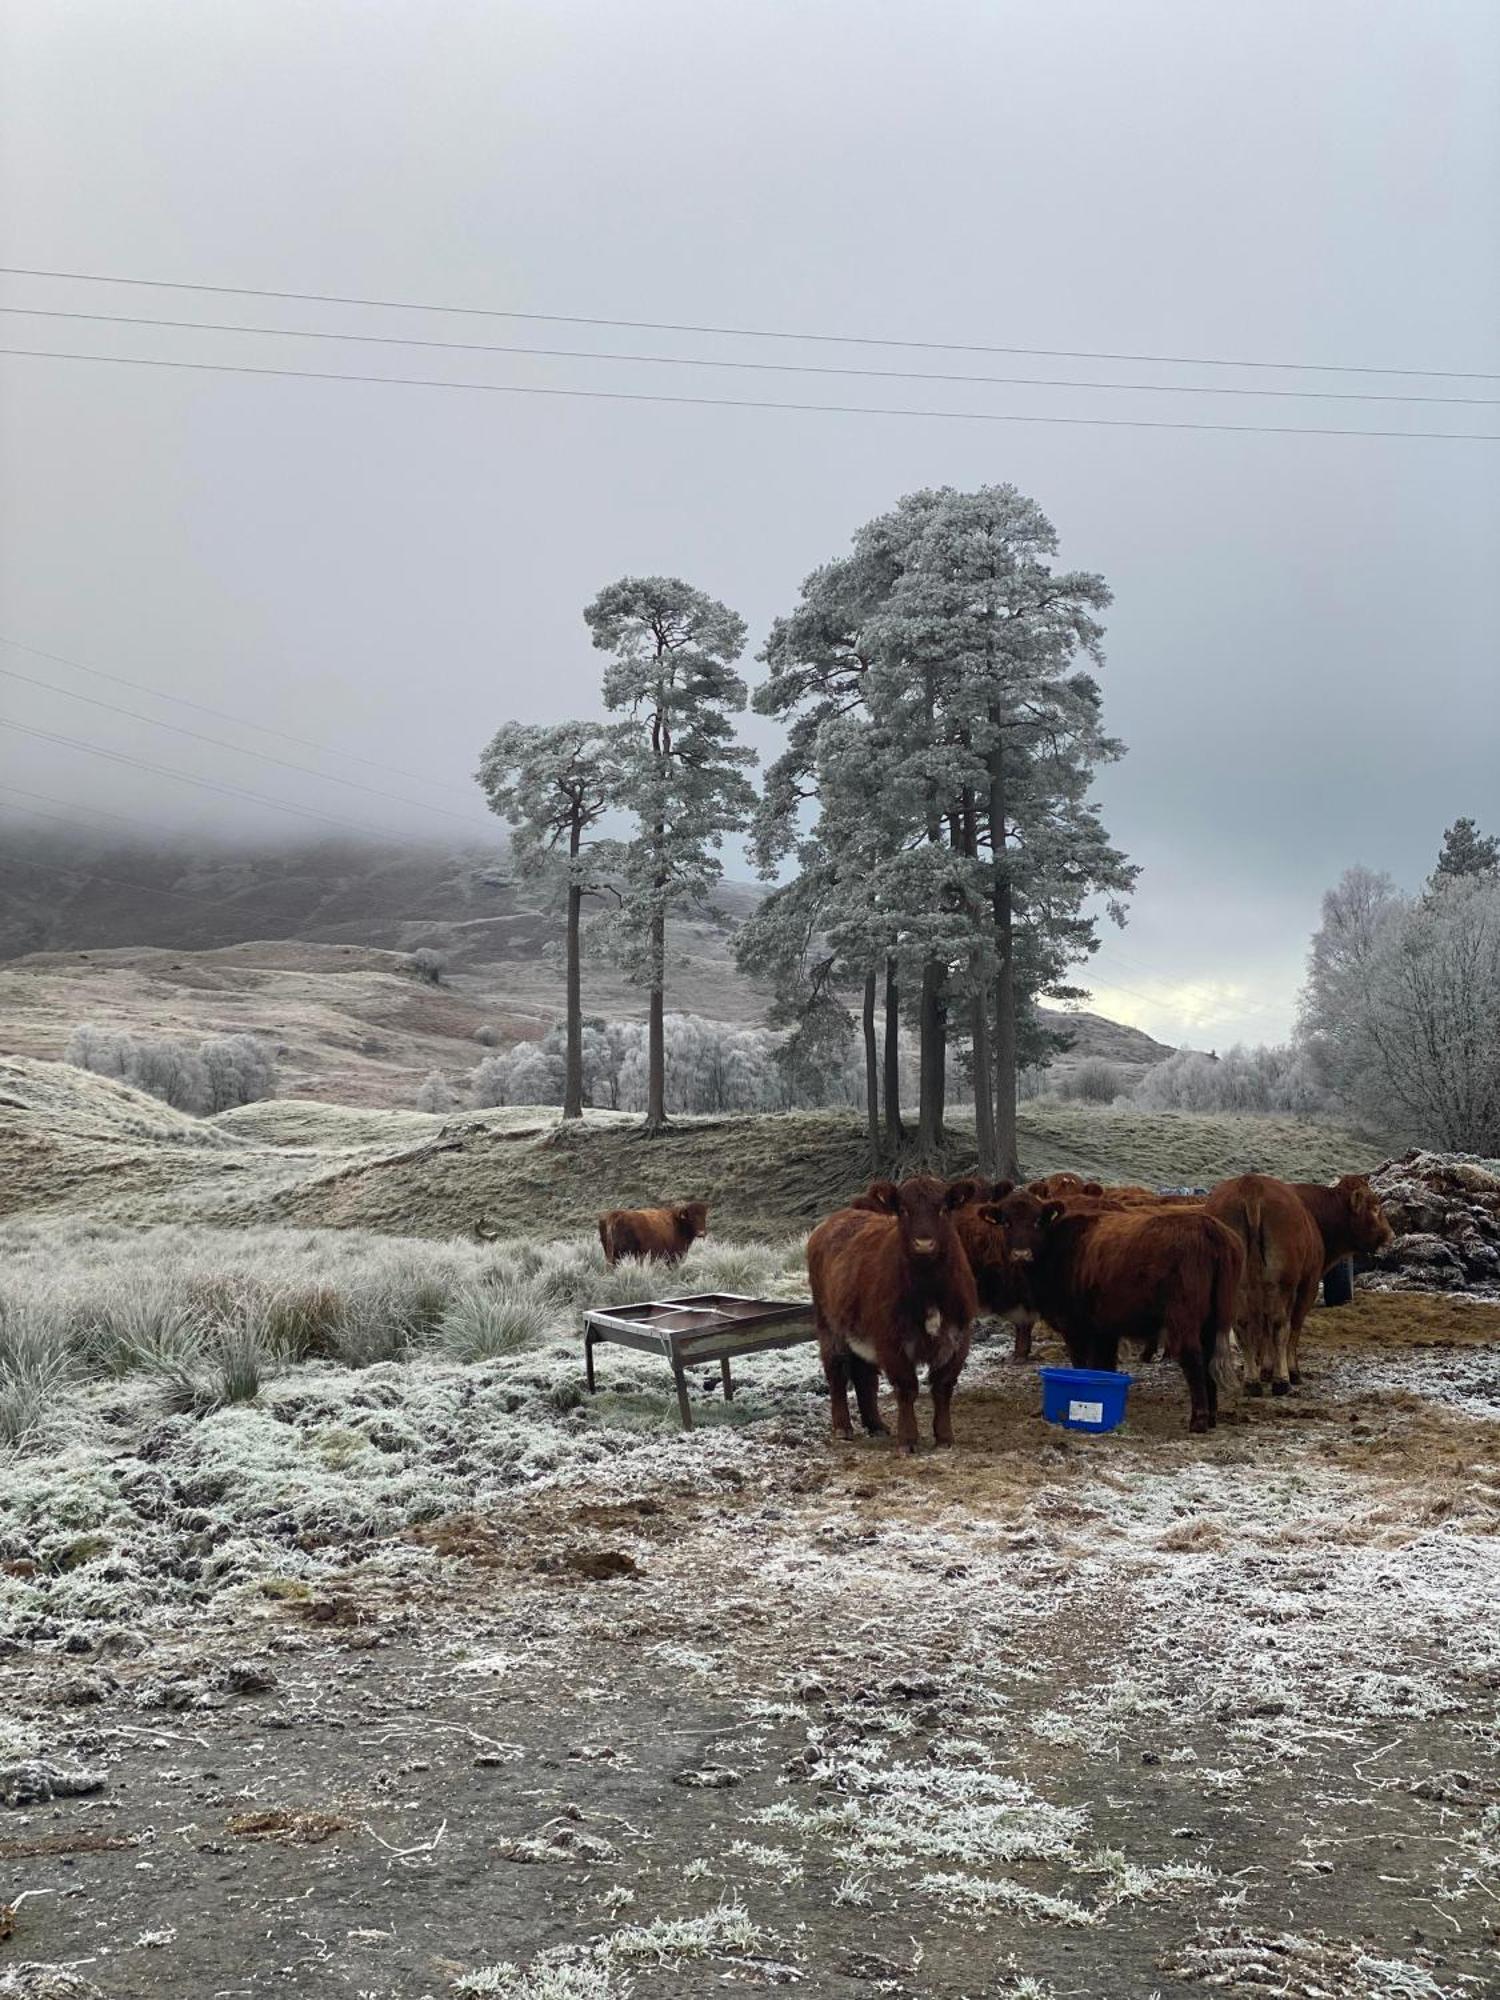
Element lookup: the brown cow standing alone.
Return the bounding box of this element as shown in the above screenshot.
[597,1200,709,1266]
[994,1188,1244,1434]
[1204,1174,1323,1397]
[807,1176,979,1453]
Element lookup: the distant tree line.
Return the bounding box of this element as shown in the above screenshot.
[478,484,1134,1169]
[66,1024,278,1116]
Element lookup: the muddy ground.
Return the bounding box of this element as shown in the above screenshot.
[4,1294,1499,2000]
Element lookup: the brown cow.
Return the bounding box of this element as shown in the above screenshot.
[1026,1172,1102,1201]
[993,1189,1244,1434]
[597,1200,708,1267]
[1203,1174,1323,1397]
[948,1179,1038,1360]
[1284,1174,1394,1380]
[806,1176,979,1453]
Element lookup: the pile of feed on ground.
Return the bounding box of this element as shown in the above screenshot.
[2,1208,1496,1998]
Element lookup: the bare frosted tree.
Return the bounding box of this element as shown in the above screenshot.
[476,720,629,1119]
[415,1070,455,1113]
[585,576,757,1133]
[1353,875,1500,1151]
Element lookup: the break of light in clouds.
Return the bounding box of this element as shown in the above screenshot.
[1,0,1496,1051]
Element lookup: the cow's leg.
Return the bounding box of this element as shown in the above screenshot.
[1010,1312,1035,1363]
[886,1356,922,1455]
[821,1344,855,1441]
[1178,1344,1212,1435]
[1270,1307,1293,1397]
[929,1355,965,1448]
[848,1353,888,1437]
[1092,1331,1122,1373]
[1287,1278,1318,1385]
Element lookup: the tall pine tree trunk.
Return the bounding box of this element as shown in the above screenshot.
[917,961,947,1158]
[989,731,1021,1180]
[645,888,667,1134]
[882,956,905,1152]
[862,965,880,1170]
[971,974,997,1173]
[562,819,584,1120]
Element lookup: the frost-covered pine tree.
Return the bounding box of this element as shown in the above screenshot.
[749,485,1133,1175]
[584,577,757,1132]
[476,720,630,1118]
[1431,816,1499,887]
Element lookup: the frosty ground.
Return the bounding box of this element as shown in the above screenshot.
[2,1219,1497,2000]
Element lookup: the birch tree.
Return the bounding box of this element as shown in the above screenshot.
[585,576,756,1132]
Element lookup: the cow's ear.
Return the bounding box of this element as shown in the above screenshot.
[976,1204,1007,1225]
[1081,1181,1104,1197]
[863,1180,900,1213]
[945,1178,981,1210]
[1040,1200,1066,1226]
[989,1178,1016,1202]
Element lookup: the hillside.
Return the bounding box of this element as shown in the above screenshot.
[0,1055,1384,1239]
[0,831,1174,1104]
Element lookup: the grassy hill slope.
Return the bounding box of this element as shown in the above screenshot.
[0,1056,1386,1240]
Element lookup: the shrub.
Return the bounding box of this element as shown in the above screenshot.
[409,947,448,985]
[1056,1059,1124,1105]
[436,1286,550,1362]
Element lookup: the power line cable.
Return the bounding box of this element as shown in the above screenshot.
[0,633,469,799]
[0,715,410,838]
[0,660,494,831]
[3,347,1493,441]
[3,263,1494,381]
[0,779,192,838]
[4,304,1494,407]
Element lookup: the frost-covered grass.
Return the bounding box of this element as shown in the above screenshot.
[0,1218,811,1446]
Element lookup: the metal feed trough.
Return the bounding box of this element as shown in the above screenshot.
[583,1291,818,1430]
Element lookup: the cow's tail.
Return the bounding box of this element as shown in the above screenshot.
[597,1217,614,1265]
[1209,1224,1245,1401]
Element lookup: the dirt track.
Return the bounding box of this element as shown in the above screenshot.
[4,1296,1499,1999]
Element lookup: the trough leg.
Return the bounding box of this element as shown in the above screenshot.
[720,1357,734,1402]
[672,1363,694,1432]
[584,1328,597,1394]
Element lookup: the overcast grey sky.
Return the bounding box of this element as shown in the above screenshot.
[2,0,1496,1048]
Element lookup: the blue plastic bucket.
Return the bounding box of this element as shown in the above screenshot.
[1039,1366,1131,1434]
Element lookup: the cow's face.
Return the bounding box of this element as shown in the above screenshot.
[1336,1175,1394,1253]
[992,1188,1064,1265]
[674,1201,709,1244]
[859,1175,969,1260]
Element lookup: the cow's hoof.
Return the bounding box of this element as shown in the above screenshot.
[1288,1371,1302,1386]
[896,1442,917,1457]
[863,1423,890,1439]
[932,1437,954,1450]
[1272,1380,1290,1398]
[1245,1380,1264,1398]
[1188,1414,1211,1435]
[831,1427,855,1444]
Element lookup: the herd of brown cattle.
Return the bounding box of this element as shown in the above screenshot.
[596,1169,1393,1450]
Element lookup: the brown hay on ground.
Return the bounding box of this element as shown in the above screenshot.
[226,1808,353,1845]
[1317,1289,1500,1349]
